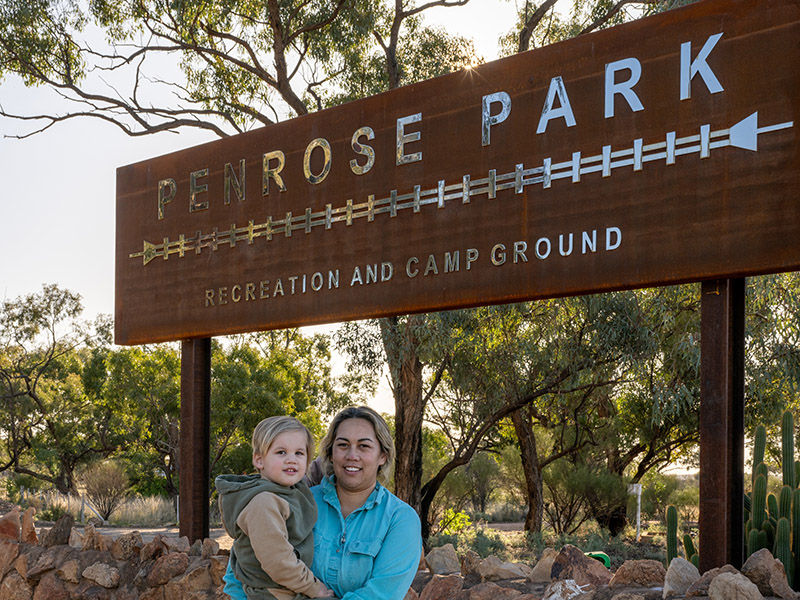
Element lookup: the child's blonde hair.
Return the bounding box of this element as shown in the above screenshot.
[252,416,315,458]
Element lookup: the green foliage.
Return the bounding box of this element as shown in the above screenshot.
[438,508,472,536]
[38,504,68,522]
[639,471,680,521]
[2,0,480,136]
[0,284,116,494]
[471,528,506,558]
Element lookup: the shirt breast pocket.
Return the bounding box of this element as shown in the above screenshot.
[342,539,382,589]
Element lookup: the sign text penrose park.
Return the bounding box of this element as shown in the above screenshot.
[116,0,798,345]
[116,0,798,565]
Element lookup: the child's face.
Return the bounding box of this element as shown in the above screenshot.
[253,429,309,487]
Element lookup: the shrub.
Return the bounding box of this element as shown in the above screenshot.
[439,508,472,535]
[81,461,130,521]
[39,504,68,522]
[471,528,506,558]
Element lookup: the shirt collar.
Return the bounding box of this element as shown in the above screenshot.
[321,475,384,511]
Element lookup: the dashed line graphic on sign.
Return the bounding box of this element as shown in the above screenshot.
[130,111,793,266]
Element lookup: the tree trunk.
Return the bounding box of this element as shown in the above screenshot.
[511,408,544,533]
[380,316,425,513]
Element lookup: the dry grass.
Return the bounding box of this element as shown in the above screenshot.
[3,491,176,527]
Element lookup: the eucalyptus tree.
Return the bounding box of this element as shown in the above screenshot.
[419,294,653,537]
[0,284,116,494]
[1,0,474,136]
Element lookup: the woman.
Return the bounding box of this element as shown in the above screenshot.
[224,406,422,600]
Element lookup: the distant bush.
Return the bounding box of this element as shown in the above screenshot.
[38,504,68,522]
[81,461,130,521]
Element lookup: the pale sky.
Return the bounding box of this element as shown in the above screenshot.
[0,0,520,321]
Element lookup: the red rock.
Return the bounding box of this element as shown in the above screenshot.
[111,531,142,560]
[141,535,168,562]
[686,564,738,596]
[608,559,666,587]
[550,545,612,589]
[20,508,37,545]
[82,562,120,588]
[31,571,69,600]
[71,580,111,600]
[419,574,465,600]
[201,537,219,559]
[708,571,763,600]
[0,540,20,576]
[0,507,21,542]
[208,555,228,587]
[404,586,420,600]
[139,587,166,600]
[147,552,190,586]
[0,571,33,600]
[25,547,58,582]
[80,523,112,552]
[741,548,796,600]
[465,581,522,600]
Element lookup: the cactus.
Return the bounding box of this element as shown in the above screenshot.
[793,488,800,591]
[683,533,696,559]
[752,473,767,531]
[754,424,767,482]
[768,493,779,522]
[666,505,678,565]
[744,492,752,523]
[757,529,769,553]
[745,409,799,592]
[780,485,793,520]
[762,518,775,550]
[775,517,793,588]
[748,527,762,554]
[782,411,796,488]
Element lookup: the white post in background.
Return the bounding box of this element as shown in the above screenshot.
[627,483,642,541]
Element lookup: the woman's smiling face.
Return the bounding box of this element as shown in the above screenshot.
[331,418,387,495]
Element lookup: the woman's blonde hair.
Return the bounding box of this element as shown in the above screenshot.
[318,406,395,484]
[252,415,315,458]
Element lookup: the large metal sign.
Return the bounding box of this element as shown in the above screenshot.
[116,0,799,345]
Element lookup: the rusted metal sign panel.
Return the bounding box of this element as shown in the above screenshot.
[116,0,799,345]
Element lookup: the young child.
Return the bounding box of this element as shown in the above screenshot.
[216,416,334,600]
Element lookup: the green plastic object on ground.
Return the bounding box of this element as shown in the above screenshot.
[585,551,611,569]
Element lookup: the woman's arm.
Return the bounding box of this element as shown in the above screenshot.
[222,556,247,600]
